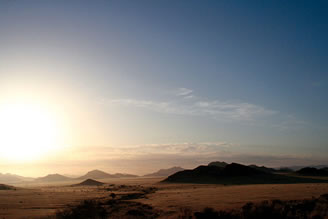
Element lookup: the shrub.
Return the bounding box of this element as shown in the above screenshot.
[186,194,328,219]
[55,200,107,219]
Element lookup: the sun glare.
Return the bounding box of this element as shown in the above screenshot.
[0,101,62,162]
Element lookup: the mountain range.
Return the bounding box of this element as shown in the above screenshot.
[1,163,328,184]
[35,174,71,182]
[34,169,138,183]
[163,162,328,185]
[78,169,138,180]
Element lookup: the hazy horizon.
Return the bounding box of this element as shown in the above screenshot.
[0,1,327,177]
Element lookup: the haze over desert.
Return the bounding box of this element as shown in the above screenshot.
[1,0,328,218]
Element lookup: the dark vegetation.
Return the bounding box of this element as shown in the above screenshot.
[164,163,328,184]
[100,184,158,194]
[50,191,328,218]
[55,200,108,219]
[190,193,328,219]
[53,185,159,219]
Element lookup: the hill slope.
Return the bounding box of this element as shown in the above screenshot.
[73,179,104,186]
[144,167,184,177]
[113,173,138,178]
[248,165,276,173]
[0,184,16,190]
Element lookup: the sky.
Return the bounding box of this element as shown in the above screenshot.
[0,1,327,176]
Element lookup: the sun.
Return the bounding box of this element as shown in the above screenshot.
[0,101,62,162]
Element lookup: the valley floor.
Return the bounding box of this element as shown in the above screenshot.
[0,177,328,218]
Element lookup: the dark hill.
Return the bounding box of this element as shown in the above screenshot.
[276,167,294,173]
[163,163,328,185]
[248,165,276,173]
[35,174,71,182]
[73,179,104,186]
[208,161,227,168]
[223,163,265,176]
[164,163,267,184]
[208,162,276,173]
[297,167,328,176]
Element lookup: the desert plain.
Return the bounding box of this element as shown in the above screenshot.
[1,177,328,219]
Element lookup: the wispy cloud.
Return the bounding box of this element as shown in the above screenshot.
[99,88,309,129]
[175,88,193,97]
[107,89,276,121]
[271,115,308,131]
[61,142,232,160]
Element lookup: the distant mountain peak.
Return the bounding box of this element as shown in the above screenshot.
[87,169,107,174]
[35,173,71,182]
[78,169,138,180]
[78,169,115,180]
[0,172,34,183]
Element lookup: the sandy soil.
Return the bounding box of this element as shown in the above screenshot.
[0,177,327,219]
[142,182,328,213]
[0,186,107,219]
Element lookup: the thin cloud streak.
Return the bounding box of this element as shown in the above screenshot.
[59,142,233,160]
[107,89,276,121]
[176,88,193,96]
[99,88,309,130]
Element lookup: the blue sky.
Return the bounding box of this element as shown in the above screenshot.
[0,1,327,175]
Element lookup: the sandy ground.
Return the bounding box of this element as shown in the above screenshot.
[0,177,327,219]
[0,186,107,219]
[142,182,328,213]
